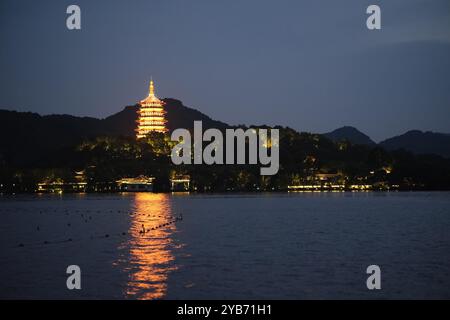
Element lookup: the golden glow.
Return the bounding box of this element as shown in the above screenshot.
[136,79,168,138]
[121,193,180,300]
[350,184,372,190]
[116,176,155,185]
[287,184,345,190]
[149,80,155,96]
[383,166,392,174]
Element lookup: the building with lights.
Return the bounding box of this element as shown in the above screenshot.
[170,175,191,192]
[136,80,167,138]
[117,176,155,192]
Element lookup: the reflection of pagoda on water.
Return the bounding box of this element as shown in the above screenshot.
[136,79,167,138]
[124,193,179,299]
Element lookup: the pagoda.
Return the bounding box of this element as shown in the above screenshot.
[136,80,167,138]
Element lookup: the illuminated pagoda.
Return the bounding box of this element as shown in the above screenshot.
[136,79,167,138]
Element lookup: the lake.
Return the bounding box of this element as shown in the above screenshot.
[1,192,449,299]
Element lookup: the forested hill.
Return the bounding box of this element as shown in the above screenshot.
[0,98,228,166]
[0,99,449,170]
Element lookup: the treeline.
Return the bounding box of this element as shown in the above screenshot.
[1,127,450,193]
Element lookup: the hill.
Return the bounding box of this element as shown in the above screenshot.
[323,126,376,146]
[380,130,450,158]
[0,98,229,166]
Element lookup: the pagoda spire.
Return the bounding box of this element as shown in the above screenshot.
[149,79,155,96]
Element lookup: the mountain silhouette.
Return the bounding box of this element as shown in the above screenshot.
[380,130,450,158]
[323,126,376,146]
[0,98,229,166]
[1,101,449,168]
[102,98,229,136]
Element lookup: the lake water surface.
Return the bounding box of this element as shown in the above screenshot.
[1,192,449,299]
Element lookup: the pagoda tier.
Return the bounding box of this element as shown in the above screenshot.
[136,80,168,138]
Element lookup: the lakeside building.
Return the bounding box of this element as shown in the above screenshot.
[116,176,155,192]
[37,181,87,193]
[170,175,190,192]
[37,170,87,193]
[287,184,345,191]
[288,171,346,191]
[136,79,167,138]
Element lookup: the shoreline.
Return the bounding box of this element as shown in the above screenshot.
[1,189,450,196]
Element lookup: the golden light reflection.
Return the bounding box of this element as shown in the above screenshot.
[124,193,179,299]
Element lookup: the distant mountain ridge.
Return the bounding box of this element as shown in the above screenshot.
[324,126,450,158]
[379,130,450,158]
[323,126,376,146]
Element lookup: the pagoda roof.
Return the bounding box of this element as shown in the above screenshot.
[140,80,162,104]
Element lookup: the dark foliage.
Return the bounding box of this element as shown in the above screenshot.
[1,102,449,193]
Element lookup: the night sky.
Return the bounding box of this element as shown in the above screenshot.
[1,0,449,141]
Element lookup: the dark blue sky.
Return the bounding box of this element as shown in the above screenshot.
[1,0,449,141]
